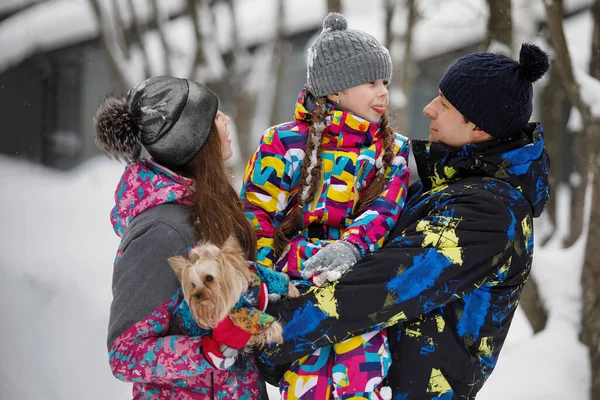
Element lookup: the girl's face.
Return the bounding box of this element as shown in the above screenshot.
[214,110,233,160]
[329,80,389,122]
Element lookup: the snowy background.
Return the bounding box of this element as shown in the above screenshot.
[0,0,597,399]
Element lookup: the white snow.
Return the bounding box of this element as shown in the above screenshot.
[0,155,591,399]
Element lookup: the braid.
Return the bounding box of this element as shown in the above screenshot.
[274,96,328,256]
[352,113,396,217]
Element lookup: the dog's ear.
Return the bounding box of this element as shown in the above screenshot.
[167,256,189,281]
[222,235,243,256]
[220,235,252,283]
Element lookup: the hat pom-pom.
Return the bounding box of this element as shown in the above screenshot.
[519,43,550,83]
[323,12,347,32]
[93,96,142,162]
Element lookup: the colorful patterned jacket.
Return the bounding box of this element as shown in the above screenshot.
[240,86,410,278]
[107,159,266,399]
[261,123,550,399]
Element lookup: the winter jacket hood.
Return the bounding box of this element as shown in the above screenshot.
[412,122,549,217]
[110,158,193,237]
[294,84,383,149]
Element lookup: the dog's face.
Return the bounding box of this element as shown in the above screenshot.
[168,236,251,329]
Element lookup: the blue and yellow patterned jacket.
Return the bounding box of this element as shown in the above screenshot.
[261,123,550,399]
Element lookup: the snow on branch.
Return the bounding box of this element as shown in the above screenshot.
[567,68,600,132]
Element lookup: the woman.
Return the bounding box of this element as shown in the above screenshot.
[94,76,266,399]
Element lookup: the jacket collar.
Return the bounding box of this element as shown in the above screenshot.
[411,123,550,217]
[110,158,194,237]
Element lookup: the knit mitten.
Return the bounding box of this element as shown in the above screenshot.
[302,240,361,284]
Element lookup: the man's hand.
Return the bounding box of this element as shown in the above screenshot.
[301,241,361,284]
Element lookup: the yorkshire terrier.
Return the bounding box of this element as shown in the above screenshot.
[168,236,300,350]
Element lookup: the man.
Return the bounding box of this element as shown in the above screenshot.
[258,43,551,399]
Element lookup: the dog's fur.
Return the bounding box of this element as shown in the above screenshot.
[168,236,299,349]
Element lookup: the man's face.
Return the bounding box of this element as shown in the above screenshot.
[423,91,478,147]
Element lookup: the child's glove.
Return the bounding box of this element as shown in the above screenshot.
[301,241,361,284]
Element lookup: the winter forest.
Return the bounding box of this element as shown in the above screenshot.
[1,0,599,399]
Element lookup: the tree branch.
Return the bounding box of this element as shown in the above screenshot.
[544,0,595,128]
[88,0,129,91]
[151,0,173,76]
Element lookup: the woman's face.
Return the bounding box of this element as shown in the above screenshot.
[214,110,233,160]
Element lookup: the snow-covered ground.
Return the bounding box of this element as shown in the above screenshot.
[0,155,591,399]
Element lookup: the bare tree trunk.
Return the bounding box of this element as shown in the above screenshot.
[327,0,341,13]
[385,0,417,132]
[540,66,564,246]
[124,0,151,78]
[227,0,258,164]
[151,0,173,76]
[400,0,417,91]
[88,0,129,92]
[269,0,291,127]
[583,129,600,400]
[384,0,396,50]
[485,0,512,52]
[545,1,600,398]
[584,1,600,397]
[519,277,548,333]
[187,0,206,78]
[565,0,600,247]
[565,130,589,247]
[591,0,600,79]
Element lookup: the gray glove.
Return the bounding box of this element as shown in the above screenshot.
[302,240,361,283]
[219,344,242,358]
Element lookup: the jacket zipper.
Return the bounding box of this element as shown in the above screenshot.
[211,371,214,400]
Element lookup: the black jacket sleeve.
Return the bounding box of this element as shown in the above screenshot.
[262,188,530,364]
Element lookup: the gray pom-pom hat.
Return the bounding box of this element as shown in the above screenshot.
[306,12,393,97]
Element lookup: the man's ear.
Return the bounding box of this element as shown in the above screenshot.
[470,126,493,143]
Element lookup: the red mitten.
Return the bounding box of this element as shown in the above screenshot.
[212,316,252,349]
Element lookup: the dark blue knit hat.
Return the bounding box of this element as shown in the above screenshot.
[439,43,550,139]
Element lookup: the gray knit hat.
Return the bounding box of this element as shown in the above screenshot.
[306,13,392,97]
[94,76,219,168]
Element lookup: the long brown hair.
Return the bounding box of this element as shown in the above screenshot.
[273,93,397,256]
[180,126,257,261]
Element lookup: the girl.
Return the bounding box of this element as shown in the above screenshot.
[95,76,266,399]
[241,13,411,400]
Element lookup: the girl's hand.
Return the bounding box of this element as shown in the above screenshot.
[301,241,361,282]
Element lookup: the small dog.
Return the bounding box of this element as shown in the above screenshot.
[168,235,300,349]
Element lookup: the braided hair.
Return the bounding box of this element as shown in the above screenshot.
[352,113,396,217]
[273,94,397,256]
